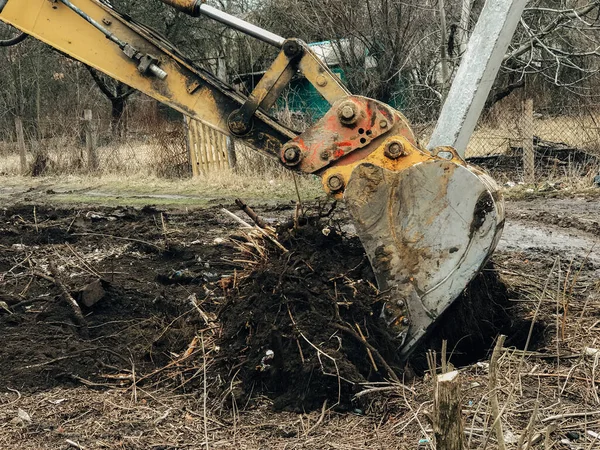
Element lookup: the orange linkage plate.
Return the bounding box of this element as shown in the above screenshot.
[281,96,400,173]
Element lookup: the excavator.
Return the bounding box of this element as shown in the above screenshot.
[0,0,505,358]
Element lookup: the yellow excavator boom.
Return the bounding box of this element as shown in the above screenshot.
[0,0,504,358]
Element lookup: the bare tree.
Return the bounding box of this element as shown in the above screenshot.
[85,67,135,139]
[484,1,600,107]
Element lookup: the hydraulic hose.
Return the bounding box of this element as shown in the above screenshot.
[0,31,27,47]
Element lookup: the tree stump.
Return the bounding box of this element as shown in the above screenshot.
[433,370,464,450]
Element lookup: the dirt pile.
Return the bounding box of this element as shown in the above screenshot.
[217,220,401,411]
[216,212,534,411]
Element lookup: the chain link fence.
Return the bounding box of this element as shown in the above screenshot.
[2,98,599,183]
[465,101,600,182]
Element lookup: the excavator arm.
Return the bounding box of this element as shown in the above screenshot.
[0,0,504,358]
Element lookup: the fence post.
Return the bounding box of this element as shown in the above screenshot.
[83,109,98,171]
[185,116,200,177]
[15,116,27,175]
[521,99,535,183]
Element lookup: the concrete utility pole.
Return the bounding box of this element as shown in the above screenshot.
[428,0,527,157]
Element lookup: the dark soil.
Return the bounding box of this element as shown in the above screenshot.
[0,203,235,391]
[218,221,398,412]
[217,215,544,412]
[0,202,544,413]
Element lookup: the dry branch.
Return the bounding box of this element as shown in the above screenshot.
[332,323,400,383]
[35,263,88,335]
[235,199,268,229]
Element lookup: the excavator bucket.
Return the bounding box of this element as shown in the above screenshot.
[301,95,505,359]
[344,155,504,358]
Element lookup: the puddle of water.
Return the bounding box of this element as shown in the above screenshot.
[498,220,599,264]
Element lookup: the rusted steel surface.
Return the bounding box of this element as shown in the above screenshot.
[157,0,202,16]
[281,96,416,174]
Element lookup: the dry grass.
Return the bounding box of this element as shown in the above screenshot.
[389,112,600,159]
[0,133,323,205]
[1,225,599,449]
[467,111,600,158]
[0,171,323,208]
[0,139,184,177]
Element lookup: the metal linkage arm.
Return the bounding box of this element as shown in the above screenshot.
[0,0,295,159]
[158,0,286,48]
[156,0,351,138]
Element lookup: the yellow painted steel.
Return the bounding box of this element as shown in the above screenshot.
[1,0,228,130]
[321,137,438,198]
[297,43,350,105]
[0,0,294,144]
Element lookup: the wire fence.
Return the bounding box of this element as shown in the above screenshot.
[465,101,600,181]
[410,100,600,182]
[2,100,599,183]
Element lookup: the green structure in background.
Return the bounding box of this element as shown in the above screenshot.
[234,39,408,121]
[282,66,347,119]
[279,40,408,120]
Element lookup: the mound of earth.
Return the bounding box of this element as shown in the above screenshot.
[217,221,399,411]
[216,215,536,411]
[0,202,542,412]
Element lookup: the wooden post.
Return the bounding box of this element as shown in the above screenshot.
[15,116,27,175]
[521,99,535,183]
[219,131,227,171]
[207,126,216,171]
[488,335,507,450]
[433,370,464,450]
[83,109,98,171]
[199,122,208,175]
[185,116,200,177]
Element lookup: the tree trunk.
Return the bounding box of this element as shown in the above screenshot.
[110,95,127,140]
[438,0,450,101]
[433,370,464,450]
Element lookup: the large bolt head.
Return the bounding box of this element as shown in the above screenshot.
[337,101,358,125]
[283,40,302,58]
[341,106,355,120]
[282,145,302,165]
[384,141,406,159]
[327,174,345,192]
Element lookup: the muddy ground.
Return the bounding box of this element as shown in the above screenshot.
[0,189,599,449]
